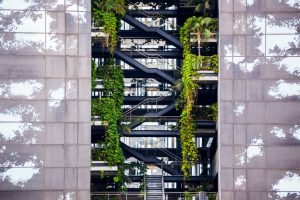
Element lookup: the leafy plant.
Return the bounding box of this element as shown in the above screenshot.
[186,0,217,16]
[93,0,126,16]
[92,61,126,190]
[207,193,217,200]
[92,59,97,90]
[92,0,126,54]
[179,16,218,177]
[209,103,218,122]
[183,192,193,200]
[181,16,217,57]
[98,64,125,116]
[179,53,200,177]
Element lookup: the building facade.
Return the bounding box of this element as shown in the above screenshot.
[0,1,91,200]
[219,0,300,199]
[0,0,299,199]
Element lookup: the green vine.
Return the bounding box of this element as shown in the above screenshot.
[180,53,199,177]
[92,0,126,54]
[199,55,218,73]
[184,192,193,200]
[179,16,218,177]
[92,61,126,190]
[98,64,125,116]
[92,59,97,90]
[209,103,218,122]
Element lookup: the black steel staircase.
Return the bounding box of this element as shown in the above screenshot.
[121,142,180,175]
[123,14,182,49]
[145,175,164,200]
[115,50,175,84]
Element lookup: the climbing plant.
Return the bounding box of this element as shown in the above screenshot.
[91,59,97,90]
[92,61,126,190]
[92,0,126,54]
[98,64,125,116]
[181,16,217,57]
[198,55,218,73]
[179,52,200,177]
[209,103,218,122]
[179,16,218,177]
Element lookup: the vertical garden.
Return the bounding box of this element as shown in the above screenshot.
[91,0,218,194]
[91,0,127,190]
[179,15,218,177]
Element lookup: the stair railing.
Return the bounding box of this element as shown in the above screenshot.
[159,148,182,163]
[123,95,169,119]
[136,49,181,78]
[126,0,181,30]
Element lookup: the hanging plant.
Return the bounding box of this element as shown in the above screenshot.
[179,52,200,177]
[209,103,218,122]
[92,0,126,54]
[92,61,126,190]
[91,59,97,90]
[179,16,218,177]
[99,64,125,116]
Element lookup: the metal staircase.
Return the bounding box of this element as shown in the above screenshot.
[121,142,180,175]
[115,49,175,84]
[123,95,175,129]
[123,14,182,49]
[123,96,168,116]
[145,175,164,200]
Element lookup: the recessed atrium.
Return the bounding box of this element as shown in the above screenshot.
[91,0,218,199]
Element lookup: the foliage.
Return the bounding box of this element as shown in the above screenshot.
[186,0,217,16]
[198,55,218,73]
[92,59,97,90]
[92,0,126,54]
[125,162,146,192]
[99,64,125,115]
[180,17,216,50]
[179,16,218,177]
[179,52,199,177]
[209,103,218,122]
[92,61,125,190]
[209,54,218,73]
[95,11,118,54]
[93,0,126,16]
[93,98,125,189]
[196,105,217,121]
[207,193,217,200]
[96,98,124,165]
[183,192,193,200]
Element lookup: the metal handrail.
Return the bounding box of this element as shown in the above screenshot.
[118,35,181,75]
[160,148,182,162]
[123,98,149,115]
[123,95,168,116]
[137,50,165,60]
[136,50,180,72]
[126,0,181,30]
[91,191,218,200]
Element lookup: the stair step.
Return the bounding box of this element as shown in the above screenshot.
[146,175,163,200]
